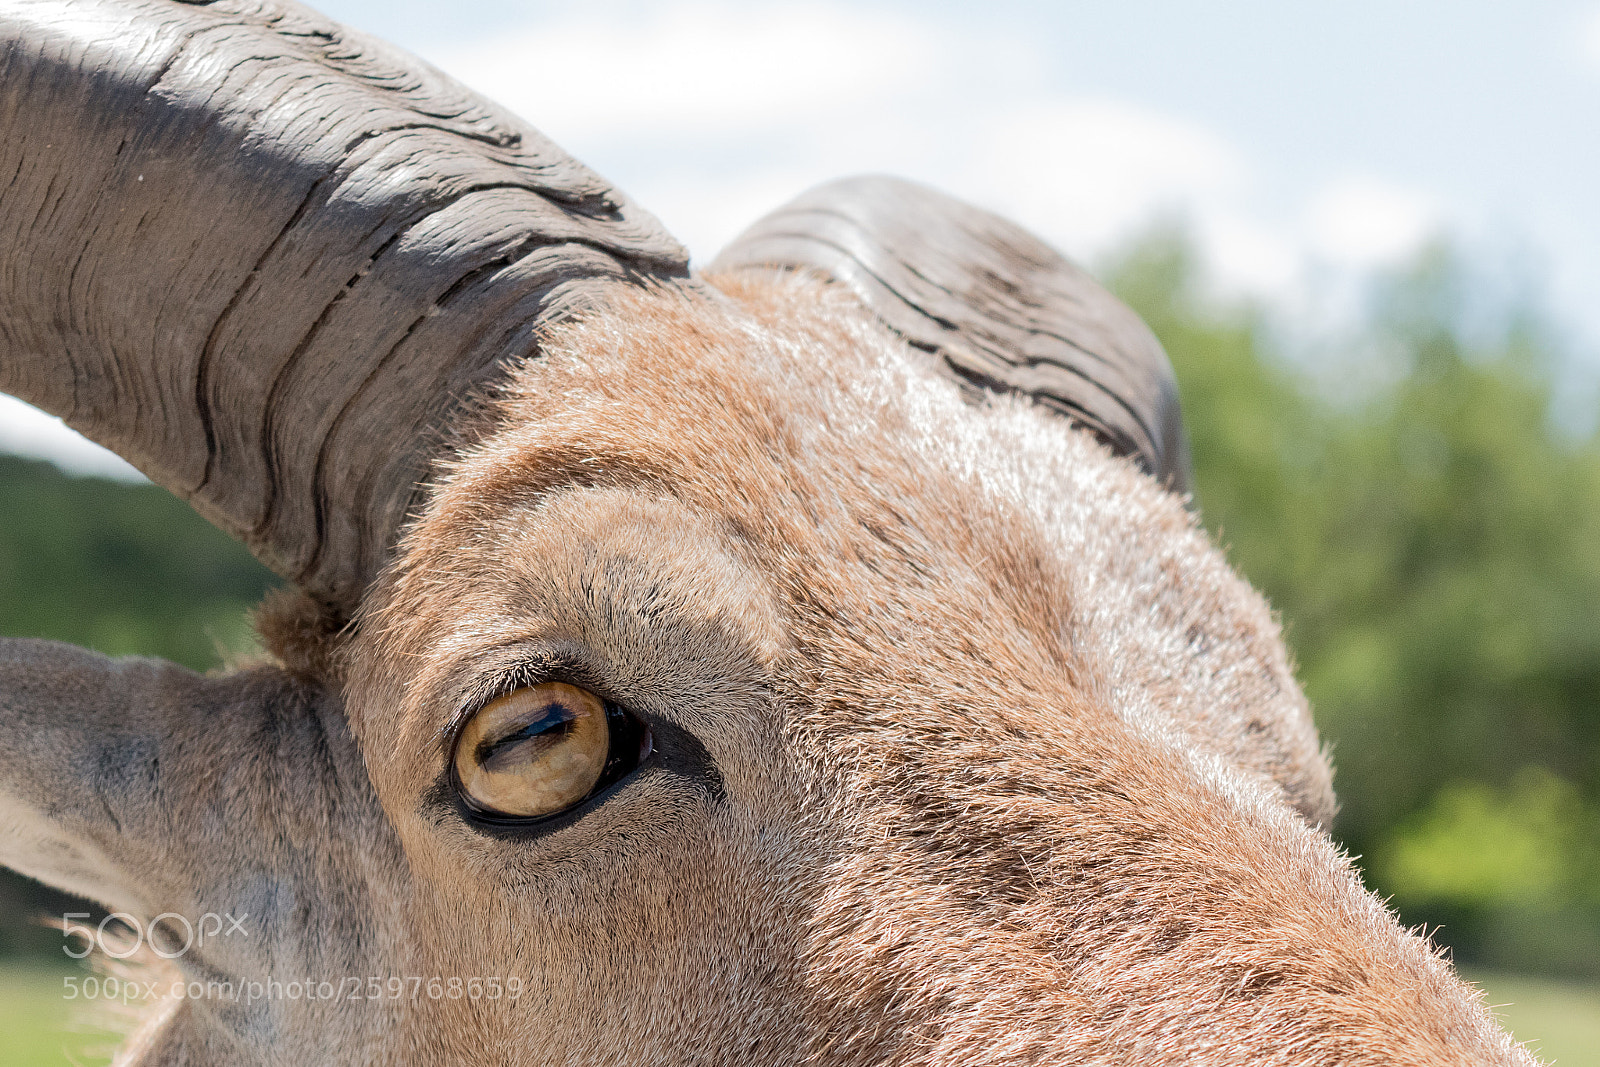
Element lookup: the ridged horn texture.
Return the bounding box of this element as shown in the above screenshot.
[0,0,689,613]
[710,176,1191,493]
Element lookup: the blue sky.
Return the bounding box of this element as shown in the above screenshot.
[5,0,1598,475]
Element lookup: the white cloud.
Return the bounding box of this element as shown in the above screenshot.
[1305,177,1439,269]
[1583,8,1600,67]
[390,3,1462,318]
[426,2,1307,293]
[973,98,1247,256]
[431,0,960,259]
[433,1,939,143]
[0,396,144,480]
[1197,213,1301,295]
[432,2,1424,310]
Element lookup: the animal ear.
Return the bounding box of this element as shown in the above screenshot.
[709,176,1191,494]
[0,638,369,917]
[0,0,688,616]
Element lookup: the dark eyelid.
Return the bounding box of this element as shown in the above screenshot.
[424,715,723,842]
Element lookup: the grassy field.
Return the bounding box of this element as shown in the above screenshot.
[1465,970,1600,1066]
[0,964,119,1067]
[0,962,1596,1065]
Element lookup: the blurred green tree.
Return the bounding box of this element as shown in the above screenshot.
[1105,231,1600,976]
[0,454,277,669]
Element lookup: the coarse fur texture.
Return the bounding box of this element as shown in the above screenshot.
[124,274,1514,1065]
[0,270,1535,1066]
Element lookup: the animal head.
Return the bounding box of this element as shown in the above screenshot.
[0,1,1533,1063]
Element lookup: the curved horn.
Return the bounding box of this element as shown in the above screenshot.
[709,176,1191,493]
[0,0,688,613]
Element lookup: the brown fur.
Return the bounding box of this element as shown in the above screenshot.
[3,273,1533,1064]
[340,276,1525,1064]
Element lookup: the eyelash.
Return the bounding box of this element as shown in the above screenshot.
[445,660,599,750]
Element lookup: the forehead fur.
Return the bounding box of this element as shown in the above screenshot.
[367,274,1329,826]
[324,275,1527,1064]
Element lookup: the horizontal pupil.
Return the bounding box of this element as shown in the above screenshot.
[476,704,579,768]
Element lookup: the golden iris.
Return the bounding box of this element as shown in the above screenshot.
[454,682,611,819]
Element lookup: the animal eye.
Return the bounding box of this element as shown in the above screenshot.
[453,682,648,820]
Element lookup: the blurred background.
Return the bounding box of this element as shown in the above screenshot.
[2,0,1598,1062]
